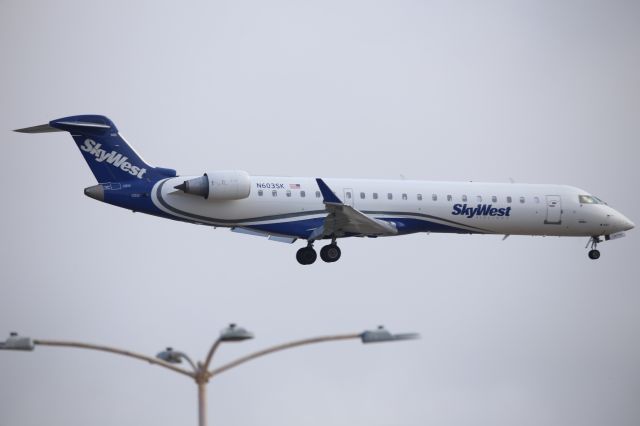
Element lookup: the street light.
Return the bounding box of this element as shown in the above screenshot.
[1,325,418,426]
[0,332,34,351]
[361,325,419,343]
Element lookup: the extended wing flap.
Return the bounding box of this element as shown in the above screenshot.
[315,178,397,238]
[325,203,397,236]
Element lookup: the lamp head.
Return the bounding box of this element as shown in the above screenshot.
[361,326,420,344]
[0,332,34,351]
[220,323,254,342]
[156,347,183,364]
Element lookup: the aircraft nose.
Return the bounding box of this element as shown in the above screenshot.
[623,217,635,231]
[615,214,634,232]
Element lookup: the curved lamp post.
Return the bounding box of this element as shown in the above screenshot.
[1,325,418,426]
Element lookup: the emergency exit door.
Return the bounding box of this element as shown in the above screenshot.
[544,195,562,224]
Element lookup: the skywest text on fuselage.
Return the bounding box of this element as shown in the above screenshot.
[451,203,512,218]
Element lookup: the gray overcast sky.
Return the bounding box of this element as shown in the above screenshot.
[1,1,639,425]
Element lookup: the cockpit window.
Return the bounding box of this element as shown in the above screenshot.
[579,195,603,204]
[593,196,607,205]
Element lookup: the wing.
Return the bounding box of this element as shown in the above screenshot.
[310,178,398,240]
[230,227,297,244]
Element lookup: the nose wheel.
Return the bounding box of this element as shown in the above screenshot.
[586,236,601,260]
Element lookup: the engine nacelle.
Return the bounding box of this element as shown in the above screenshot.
[174,170,251,200]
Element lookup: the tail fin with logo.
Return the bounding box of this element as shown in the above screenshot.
[14,115,176,183]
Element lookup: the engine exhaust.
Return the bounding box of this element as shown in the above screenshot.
[174,174,209,198]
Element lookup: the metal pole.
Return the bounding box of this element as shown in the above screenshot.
[197,380,207,426]
[33,340,194,378]
[208,333,361,378]
[202,338,222,372]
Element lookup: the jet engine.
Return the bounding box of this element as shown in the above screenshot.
[174,170,251,200]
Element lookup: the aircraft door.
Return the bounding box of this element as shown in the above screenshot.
[544,195,562,224]
[343,188,354,207]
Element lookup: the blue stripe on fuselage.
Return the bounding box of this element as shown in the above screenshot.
[107,178,480,237]
[246,216,476,239]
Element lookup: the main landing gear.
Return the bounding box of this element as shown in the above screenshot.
[586,236,601,260]
[296,241,342,265]
[320,243,341,263]
[296,245,317,265]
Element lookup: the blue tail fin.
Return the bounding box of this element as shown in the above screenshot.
[16,115,176,183]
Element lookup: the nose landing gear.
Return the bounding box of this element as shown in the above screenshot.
[586,236,601,260]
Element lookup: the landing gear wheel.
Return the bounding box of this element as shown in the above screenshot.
[320,244,341,263]
[586,236,602,260]
[296,246,317,265]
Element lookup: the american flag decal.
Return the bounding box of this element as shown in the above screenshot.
[289,183,301,189]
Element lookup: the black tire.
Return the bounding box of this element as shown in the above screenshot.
[320,244,341,263]
[588,249,600,260]
[296,248,306,264]
[296,247,317,265]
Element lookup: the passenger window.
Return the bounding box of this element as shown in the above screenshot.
[507,196,512,203]
[520,196,525,203]
[417,194,423,201]
[272,190,277,197]
[432,194,437,201]
[360,192,365,199]
[346,192,352,200]
[491,195,497,203]
[447,194,452,201]
[402,193,407,200]
[534,196,540,203]
[258,190,263,197]
[373,192,379,200]
[462,195,467,202]
[476,195,482,202]
[387,193,393,200]
[286,190,291,197]
[315,191,321,198]
[300,190,306,198]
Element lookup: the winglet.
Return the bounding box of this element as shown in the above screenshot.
[315,178,343,204]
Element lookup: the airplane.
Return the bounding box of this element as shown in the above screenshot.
[15,115,634,265]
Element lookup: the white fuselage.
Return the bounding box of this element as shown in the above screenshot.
[151,176,634,239]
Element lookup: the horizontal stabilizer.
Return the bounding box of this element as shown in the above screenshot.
[15,120,111,134]
[14,124,63,133]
